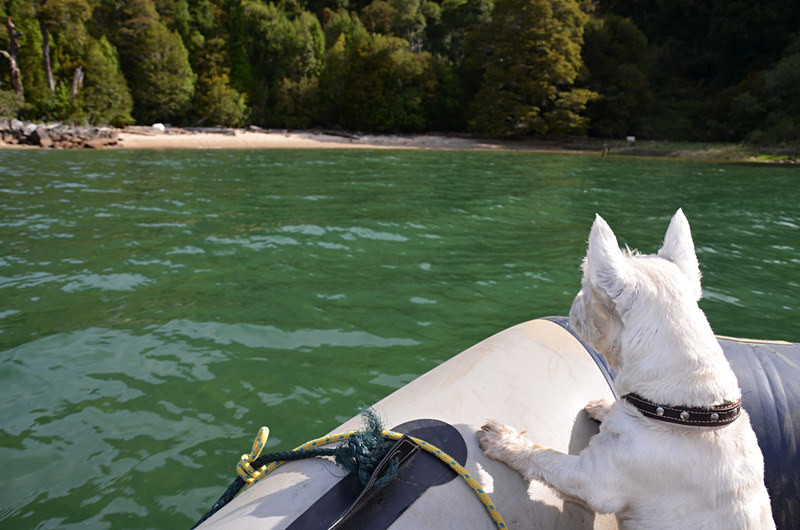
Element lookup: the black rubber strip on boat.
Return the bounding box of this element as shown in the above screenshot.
[286,418,467,530]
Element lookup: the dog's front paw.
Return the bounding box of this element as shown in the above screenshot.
[584,398,614,422]
[478,420,538,462]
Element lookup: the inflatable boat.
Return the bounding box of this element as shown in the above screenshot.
[195,317,800,529]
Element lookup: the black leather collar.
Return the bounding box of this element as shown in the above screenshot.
[623,393,742,426]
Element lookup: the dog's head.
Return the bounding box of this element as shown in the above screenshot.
[569,209,703,372]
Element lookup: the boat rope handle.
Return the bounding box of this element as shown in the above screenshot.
[237,426,270,482]
[240,427,506,529]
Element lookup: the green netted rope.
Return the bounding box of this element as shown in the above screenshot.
[332,408,399,490]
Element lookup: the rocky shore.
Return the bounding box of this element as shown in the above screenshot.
[0,120,119,149]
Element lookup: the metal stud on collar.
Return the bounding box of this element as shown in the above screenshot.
[680,411,690,421]
[656,407,665,416]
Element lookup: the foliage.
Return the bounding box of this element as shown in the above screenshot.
[597,0,800,141]
[78,37,134,125]
[113,0,195,124]
[194,73,248,127]
[0,89,22,116]
[191,35,248,127]
[747,37,800,144]
[426,0,492,65]
[237,1,325,126]
[0,0,794,142]
[321,15,437,132]
[581,15,652,138]
[465,0,597,137]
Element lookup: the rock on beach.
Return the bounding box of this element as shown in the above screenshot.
[0,120,119,149]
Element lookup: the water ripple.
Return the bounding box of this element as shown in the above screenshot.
[1,149,798,528]
[61,273,153,292]
[153,319,421,350]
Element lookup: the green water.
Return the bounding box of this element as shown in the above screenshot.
[1,149,798,528]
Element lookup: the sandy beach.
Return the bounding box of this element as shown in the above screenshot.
[114,127,576,152]
[2,122,795,162]
[113,128,798,163]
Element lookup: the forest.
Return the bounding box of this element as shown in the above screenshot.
[0,0,798,142]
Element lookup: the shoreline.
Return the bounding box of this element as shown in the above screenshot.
[113,128,800,164]
[1,123,797,163]
[114,126,604,155]
[115,127,800,164]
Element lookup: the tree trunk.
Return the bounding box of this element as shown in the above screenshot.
[2,17,23,96]
[39,17,55,94]
[71,66,84,103]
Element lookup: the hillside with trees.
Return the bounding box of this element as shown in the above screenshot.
[0,0,798,143]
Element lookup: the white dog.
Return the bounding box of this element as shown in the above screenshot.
[478,209,775,529]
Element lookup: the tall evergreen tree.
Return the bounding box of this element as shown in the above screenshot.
[238,0,324,126]
[192,36,248,126]
[114,0,195,124]
[426,0,492,65]
[742,36,800,144]
[2,0,53,116]
[464,0,596,137]
[321,11,437,131]
[79,36,134,125]
[582,15,652,138]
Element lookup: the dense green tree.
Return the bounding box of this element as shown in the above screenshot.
[0,0,135,122]
[322,6,369,49]
[237,0,325,126]
[186,0,217,38]
[321,11,437,131]
[0,0,792,141]
[37,0,92,119]
[360,0,443,53]
[422,57,465,130]
[426,0,491,65]
[2,0,51,115]
[154,0,191,38]
[581,15,652,138]
[735,37,800,144]
[0,88,21,116]
[596,0,800,140]
[192,36,248,126]
[361,0,393,35]
[78,36,134,125]
[195,72,248,126]
[599,0,800,89]
[387,0,435,52]
[464,0,597,137]
[114,0,195,123]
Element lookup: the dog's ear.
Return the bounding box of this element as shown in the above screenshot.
[658,208,702,300]
[587,214,631,302]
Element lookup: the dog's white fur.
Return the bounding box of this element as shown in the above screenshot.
[478,209,775,529]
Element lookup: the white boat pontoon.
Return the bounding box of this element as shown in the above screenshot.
[195,317,800,529]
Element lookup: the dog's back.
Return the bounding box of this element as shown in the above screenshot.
[597,405,774,528]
